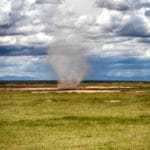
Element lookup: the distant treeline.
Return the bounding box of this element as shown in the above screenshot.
[0,80,150,84]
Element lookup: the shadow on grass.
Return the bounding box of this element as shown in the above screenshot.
[0,115,150,127]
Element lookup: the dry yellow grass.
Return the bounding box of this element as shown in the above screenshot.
[0,84,150,149]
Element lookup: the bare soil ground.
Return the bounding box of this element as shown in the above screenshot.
[0,82,150,93]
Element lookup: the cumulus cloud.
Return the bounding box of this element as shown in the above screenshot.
[0,0,62,36]
[0,0,150,60]
[0,56,41,78]
[0,55,56,80]
[0,0,150,81]
[119,16,150,37]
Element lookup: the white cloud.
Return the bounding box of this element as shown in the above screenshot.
[0,0,11,26]
[0,55,44,78]
[0,0,150,61]
[0,33,53,46]
[107,68,150,78]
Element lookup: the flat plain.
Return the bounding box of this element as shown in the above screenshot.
[0,82,150,150]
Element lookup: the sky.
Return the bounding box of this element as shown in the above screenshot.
[0,0,150,81]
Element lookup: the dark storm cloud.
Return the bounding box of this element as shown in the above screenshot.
[0,45,47,56]
[95,0,150,11]
[36,0,64,4]
[118,17,150,37]
[95,0,129,11]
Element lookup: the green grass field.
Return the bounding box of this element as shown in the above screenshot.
[0,89,150,149]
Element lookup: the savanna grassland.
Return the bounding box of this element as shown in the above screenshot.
[0,83,150,150]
